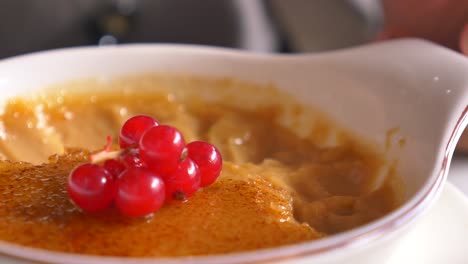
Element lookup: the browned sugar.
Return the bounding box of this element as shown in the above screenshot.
[0,150,321,256]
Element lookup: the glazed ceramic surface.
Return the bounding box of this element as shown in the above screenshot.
[0,39,467,263]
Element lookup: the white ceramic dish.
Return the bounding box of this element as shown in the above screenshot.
[388,181,468,264]
[0,39,467,264]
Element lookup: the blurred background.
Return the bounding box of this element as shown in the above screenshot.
[0,0,382,58]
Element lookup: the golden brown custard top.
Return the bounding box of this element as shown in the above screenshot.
[0,75,403,257]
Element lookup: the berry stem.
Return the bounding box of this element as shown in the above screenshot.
[89,135,123,164]
[90,149,123,164]
[104,135,112,152]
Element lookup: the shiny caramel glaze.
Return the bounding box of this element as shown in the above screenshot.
[0,75,403,256]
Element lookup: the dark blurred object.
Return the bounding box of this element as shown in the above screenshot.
[268,0,383,52]
[87,0,140,45]
[456,131,468,153]
[87,0,239,47]
[0,0,280,59]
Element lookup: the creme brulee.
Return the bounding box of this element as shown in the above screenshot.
[0,75,403,256]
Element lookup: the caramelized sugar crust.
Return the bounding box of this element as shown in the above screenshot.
[0,150,321,256]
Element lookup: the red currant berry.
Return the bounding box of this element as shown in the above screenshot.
[103,159,126,179]
[165,158,200,201]
[67,163,115,212]
[139,125,185,176]
[115,167,166,217]
[186,141,222,187]
[120,151,145,168]
[119,115,159,148]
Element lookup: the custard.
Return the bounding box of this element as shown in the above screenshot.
[0,75,403,256]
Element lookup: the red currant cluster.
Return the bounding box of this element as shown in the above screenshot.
[67,115,222,217]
